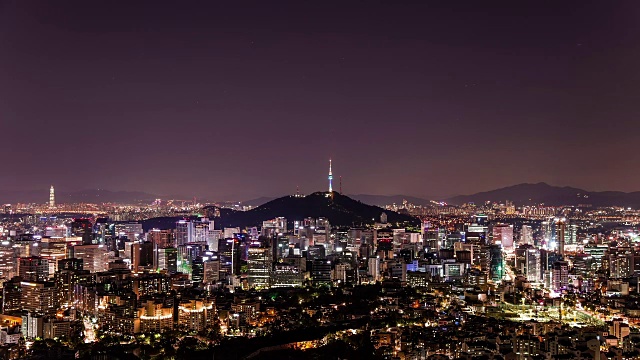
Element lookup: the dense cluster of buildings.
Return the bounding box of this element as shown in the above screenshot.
[0,182,640,359]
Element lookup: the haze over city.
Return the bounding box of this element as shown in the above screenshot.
[3,1,640,200]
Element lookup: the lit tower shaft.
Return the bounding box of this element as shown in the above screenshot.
[556,217,566,258]
[49,185,55,207]
[328,159,333,193]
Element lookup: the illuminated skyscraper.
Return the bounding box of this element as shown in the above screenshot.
[492,224,514,249]
[328,158,333,193]
[175,218,213,246]
[49,186,55,208]
[247,245,272,289]
[521,225,533,245]
[555,217,566,257]
[70,244,108,273]
[70,218,93,245]
[156,247,177,273]
[18,257,49,282]
[552,260,569,291]
[20,281,57,315]
[489,244,504,282]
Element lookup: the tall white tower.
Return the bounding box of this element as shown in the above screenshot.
[49,185,55,207]
[328,159,333,193]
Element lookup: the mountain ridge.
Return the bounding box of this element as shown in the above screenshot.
[444,182,640,207]
[208,191,419,228]
[4,182,640,208]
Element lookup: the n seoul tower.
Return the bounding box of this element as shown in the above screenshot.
[328,159,333,193]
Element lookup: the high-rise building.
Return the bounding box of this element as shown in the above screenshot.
[156,247,178,273]
[49,186,55,208]
[555,217,567,257]
[70,218,93,245]
[2,279,22,314]
[0,242,16,279]
[521,225,533,245]
[18,257,50,282]
[177,299,215,333]
[223,227,240,240]
[610,247,634,279]
[191,257,204,286]
[21,281,58,315]
[54,261,89,307]
[493,224,514,249]
[552,260,569,291]
[333,263,352,284]
[175,220,190,246]
[218,238,241,277]
[271,263,303,288]
[515,244,542,282]
[202,257,220,285]
[192,219,213,244]
[261,218,287,237]
[541,218,555,245]
[138,300,174,334]
[525,248,541,282]
[39,239,68,274]
[311,259,331,287]
[131,241,154,271]
[368,257,380,282]
[147,229,174,248]
[273,236,290,260]
[70,244,108,273]
[175,218,213,246]
[489,244,503,282]
[307,245,326,260]
[208,229,222,252]
[114,222,144,242]
[177,243,207,271]
[22,313,44,339]
[247,245,271,290]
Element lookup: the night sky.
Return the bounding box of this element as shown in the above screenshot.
[2,1,639,200]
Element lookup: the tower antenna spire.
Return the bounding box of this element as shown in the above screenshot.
[328,158,333,193]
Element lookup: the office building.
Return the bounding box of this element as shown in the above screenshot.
[493,224,514,249]
[70,244,108,273]
[552,260,569,291]
[18,257,49,282]
[175,218,213,246]
[156,247,178,273]
[311,259,331,286]
[21,281,58,315]
[247,246,271,290]
[521,225,533,245]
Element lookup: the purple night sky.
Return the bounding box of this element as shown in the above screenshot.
[1,1,639,200]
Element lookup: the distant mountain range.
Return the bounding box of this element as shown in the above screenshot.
[0,189,159,204]
[4,182,640,208]
[142,191,419,230]
[348,194,434,207]
[444,182,640,208]
[241,183,640,209]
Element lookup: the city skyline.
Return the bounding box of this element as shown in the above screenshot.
[2,1,640,200]
[10,178,640,204]
[4,2,640,358]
